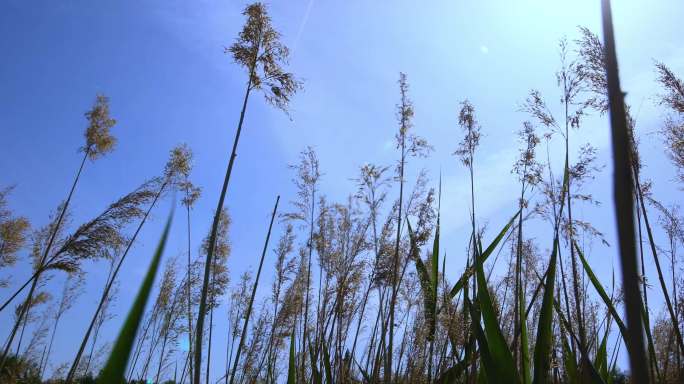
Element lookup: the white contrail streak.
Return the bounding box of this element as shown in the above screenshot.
[292,0,315,53]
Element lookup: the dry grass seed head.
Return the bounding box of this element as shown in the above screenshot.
[0,187,31,270]
[164,143,193,185]
[455,99,481,167]
[512,121,543,191]
[84,94,117,159]
[228,2,302,112]
[43,181,157,274]
[180,180,202,208]
[396,73,432,159]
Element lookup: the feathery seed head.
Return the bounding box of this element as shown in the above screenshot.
[84,94,117,160]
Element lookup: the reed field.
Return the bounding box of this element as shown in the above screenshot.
[1,1,684,383]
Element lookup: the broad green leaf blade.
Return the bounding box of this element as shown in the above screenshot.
[553,299,606,384]
[466,297,497,383]
[477,367,488,384]
[307,337,321,384]
[432,181,441,308]
[474,235,520,383]
[322,340,333,384]
[573,241,628,341]
[99,209,173,384]
[408,220,436,340]
[449,212,519,299]
[532,235,558,384]
[561,332,580,384]
[596,328,609,381]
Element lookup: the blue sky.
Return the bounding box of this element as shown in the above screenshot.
[1,0,683,381]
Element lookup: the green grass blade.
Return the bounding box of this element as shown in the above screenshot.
[561,333,579,384]
[99,208,173,384]
[448,212,519,299]
[322,340,333,384]
[408,220,436,340]
[532,235,558,384]
[596,328,609,381]
[307,339,321,384]
[573,240,628,341]
[463,264,473,382]
[553,299,606,384]
[477,367,488,384]
[474,234,519,383]
[531,156,568,384]
[466,297,496,383]
[432,178,441,309]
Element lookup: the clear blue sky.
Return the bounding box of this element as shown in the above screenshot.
[1,0,682,381]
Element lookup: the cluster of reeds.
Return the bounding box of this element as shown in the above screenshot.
[1,1,684,383]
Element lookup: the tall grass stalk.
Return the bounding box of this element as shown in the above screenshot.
[182,180,200,383]
[67,143,191,382]
[386,72,431,383]
[0,95,117,373]
[193,4,299,382]
[228,196,279,384]
[601,0,649,382]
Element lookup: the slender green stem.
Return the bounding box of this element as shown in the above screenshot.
[66,182,166,383]
[194,78,252,384]
[228,196,279,384]
[0,149,89,372]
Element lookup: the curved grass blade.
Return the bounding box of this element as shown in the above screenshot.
[449,212,520,299]
[573,240,628,341]
[552,298,606,384]
[519,274,531,384]
[407,221,436,340]
[466,297,496,383]
[307,338,322,384]
[322,340,333,384]
[432,179,441,310]
[595,327,609,381]
[561,332,579,384]
[579,240,658,382]
[474,235,520,383]
[99,208,173,384]
[532,235,558,384]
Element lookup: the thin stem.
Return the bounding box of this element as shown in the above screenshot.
[0,149,89,371]
[66,181,166,383]
[228,196,279,384]
[194,77,253,384]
